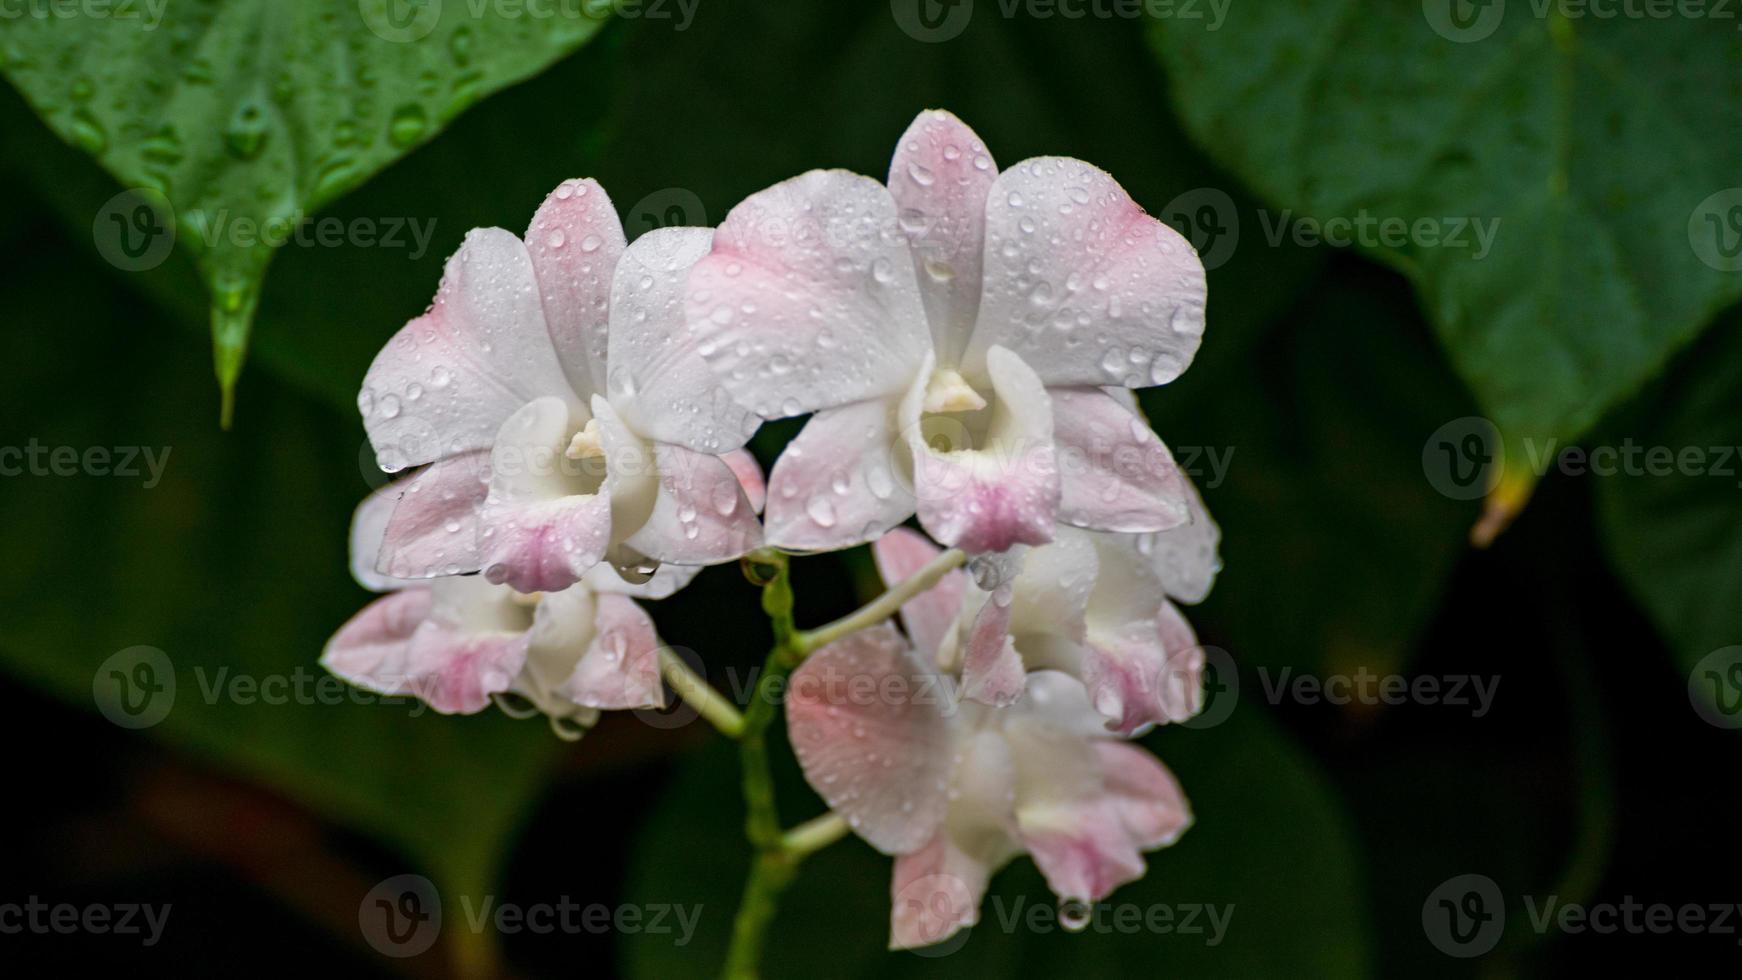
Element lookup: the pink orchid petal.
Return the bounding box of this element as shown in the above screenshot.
[889,830,992,951]
[1093,740,1193,848]
[688,170,933,419]
[321,589,434,695]
[907,347,1059,554]
[479,398,614,593]
[961,595,1025,707]
[349,481,410,593]
[525,178,625,398]
[872,527,965,664]
[786,623,952,855]
[377,451,490,580]
[480,494,613,594]
[1018,795,1149,904]
[1081,619,1175,736]
[764,400,915,551]
[1134,475,1222,604]
[968,157,1206,390]
[361,228,574,472]
[721,449,767,515]
[623,442,764,565]
[403,619,532,715]
[608,227,759,454]
[1051,388,1189,533]
[561,594,665,710]
[887,110,998,363]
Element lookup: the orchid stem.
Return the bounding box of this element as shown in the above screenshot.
[658,647,745,738]
[723,546,956,978]
[793,547,966,657]
[781,812,851,858]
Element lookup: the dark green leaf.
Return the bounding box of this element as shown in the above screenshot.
[0,226,561,903]
[1596,313,1742,722]
[0,0,609,416]
[1151,8,1742,450]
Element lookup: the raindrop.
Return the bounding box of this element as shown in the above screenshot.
[388,104,428,148]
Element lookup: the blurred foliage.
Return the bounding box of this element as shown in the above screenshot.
[0,0,609,410]
[1153,6,1742,450]
[2,0,1741,977]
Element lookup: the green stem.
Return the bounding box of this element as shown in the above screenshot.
[794,547,965,657]
[723,553,805,980]
[659,647,745,737]
[720,548,960,978]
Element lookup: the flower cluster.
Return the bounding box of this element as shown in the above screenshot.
[324,109,1216,952]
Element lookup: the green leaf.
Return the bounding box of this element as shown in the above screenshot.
[1596,312,1742,720]
[0,0,609,417]
[1143,262,1473,679]
[1150,8,1742,450]
[0,225,561,911]
[622,706,1372,979]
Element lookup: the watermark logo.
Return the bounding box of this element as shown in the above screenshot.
[94,188,176,272]
[1423,0,1506,42]
[92,646,175,729]
[1690,188,1742,272]
[1178,645,1238,729]
[1423,873,1505,957]
[0,0,169,29]
[1422,416,1504,500]
[893,0,974,41]
[1689,646,1742,729]
[359,0,444,43]
[1161,187,1239,271]
[626,187,709,238]
[360,874,443,957]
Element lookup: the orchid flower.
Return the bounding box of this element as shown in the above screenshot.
[786,622,1192,950]
[358,178,766,596]
[892,476,1221,731]
[322,481,670,736]
[686,110,1206,555]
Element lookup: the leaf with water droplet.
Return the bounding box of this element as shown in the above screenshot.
[0,0,610,422]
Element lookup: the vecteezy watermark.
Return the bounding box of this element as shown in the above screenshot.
[1423,417,1742,499]
[0,897,172,946]
[896,877,1233,956]
[1691,188,1742,272]
[0,440,172,488]
[360,874,443,958]
[0,0,167,29]
[626,187,708,238]
[1422,416,1505,501]
[1258,667,1501,718]
[1689,646,1742,729]
[1424,873,1742,957]
[1422,874,1506,957]
[359,0,698,43]
[457,897,702,943]
[92,649,440,729]
[185,210,438,261]
[358,875,701,957]
[988,896,1233,944]
[93,190,439,272]
[892,0,1226,42]
[1256,209,1499,260]
[93,646,176,729]
[1421,0,1509,42]
[1425,0,1742,43]
[1159,189,1499,271]
[94,188,177,273]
